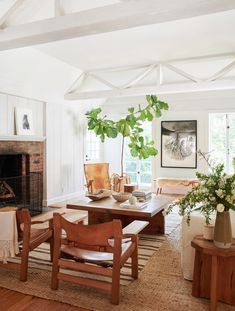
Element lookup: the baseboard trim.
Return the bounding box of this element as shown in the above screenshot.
[43,191,84,207]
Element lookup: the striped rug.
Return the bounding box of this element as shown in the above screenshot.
[9,234,165,286]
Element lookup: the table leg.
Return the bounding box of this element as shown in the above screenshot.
[88,211,111,224]
[210,255,218,311]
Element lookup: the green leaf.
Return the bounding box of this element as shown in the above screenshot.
[151,95,158,102]
[158,101,169,110]
[135,127,144,133]
[146,110,153,121]
[147,146,158,156]
[139,111,146,121]
[146,95,151,102]
[123,123,131,137]
[128,107,134,113]
[126,115,136,128]
[154,107,162,117]
[130,146,139,157]
[106,127,118,138]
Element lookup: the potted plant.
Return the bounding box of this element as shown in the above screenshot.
[166,152,235,248]
[86,95,169,177]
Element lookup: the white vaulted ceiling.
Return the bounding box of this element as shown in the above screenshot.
[0,0,235,101]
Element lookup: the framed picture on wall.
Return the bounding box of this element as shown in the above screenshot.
[161,120,197,168]
[15,108,34,135]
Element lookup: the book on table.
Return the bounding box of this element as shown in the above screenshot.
[119,202,148,209]
[132,190,152,200]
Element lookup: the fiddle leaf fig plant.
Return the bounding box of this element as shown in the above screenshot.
[86,95,169,176]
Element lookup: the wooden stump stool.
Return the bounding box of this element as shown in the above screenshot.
[124,184,137,193]
[191,235,235,311]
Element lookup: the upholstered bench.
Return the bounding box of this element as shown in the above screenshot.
[154,177,198,195]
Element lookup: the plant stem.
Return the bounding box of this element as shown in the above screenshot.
[121,135,124,177]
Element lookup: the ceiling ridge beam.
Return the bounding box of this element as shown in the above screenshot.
[0,0,27,28]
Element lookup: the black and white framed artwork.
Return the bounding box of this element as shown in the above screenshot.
[161,120,197,168]
[15,108,34,135]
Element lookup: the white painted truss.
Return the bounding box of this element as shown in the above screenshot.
[64,54,235,100]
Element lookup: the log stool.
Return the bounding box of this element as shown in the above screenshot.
[124,184,137,193]
[191,235,235,311]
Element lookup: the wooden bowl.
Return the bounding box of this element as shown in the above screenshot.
[112,192,131,202]
[85,189,112,201]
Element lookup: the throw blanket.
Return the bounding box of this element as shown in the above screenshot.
[0,211,19,263]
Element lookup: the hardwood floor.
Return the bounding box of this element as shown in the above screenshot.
[0,288,89,311]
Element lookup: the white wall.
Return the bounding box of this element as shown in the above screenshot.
[45,102,87,205]
[0,92,45,136]
[102,90,235,184]
[0,45,86,206]
[45,98,107,205]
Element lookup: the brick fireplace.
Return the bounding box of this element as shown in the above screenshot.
[0,140,44,215]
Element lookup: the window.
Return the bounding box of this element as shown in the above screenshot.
[85,130,100,162]
[124,122,152,188]
[209,113,235,174]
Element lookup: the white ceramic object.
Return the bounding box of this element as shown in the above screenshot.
[129,195,137,205]
[203,224,214,240]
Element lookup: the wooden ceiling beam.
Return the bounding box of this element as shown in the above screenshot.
[0,0,235,50]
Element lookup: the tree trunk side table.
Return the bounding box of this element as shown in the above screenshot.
[191,235,235,311]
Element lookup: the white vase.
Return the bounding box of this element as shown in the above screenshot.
[203,224,214,240]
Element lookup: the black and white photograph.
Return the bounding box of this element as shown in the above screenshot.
[15,108,34,135]
[161,120,197,168]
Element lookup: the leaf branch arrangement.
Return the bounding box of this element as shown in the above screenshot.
[86,95,169,176]
[165,150,235,225]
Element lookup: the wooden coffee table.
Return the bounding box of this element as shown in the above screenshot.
[67,195,173,235]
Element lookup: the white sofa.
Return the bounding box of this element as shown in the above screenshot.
[181,211,235,280]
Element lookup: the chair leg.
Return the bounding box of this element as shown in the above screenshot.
[131,246,138,279]
[49,219,54,262]
[111,266,121,305]
[20,250,29,282]
[51,257,60,290]
[51,264,59,290]
[49,237,54,262]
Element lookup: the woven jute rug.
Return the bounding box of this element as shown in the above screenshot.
[7,234,165,286]
[0,211,233,310]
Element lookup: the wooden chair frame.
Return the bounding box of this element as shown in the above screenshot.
[84,163,123,193]
[0,208,53,281]
[51,213,138,304]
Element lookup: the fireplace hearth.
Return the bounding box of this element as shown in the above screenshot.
[0,140,44,215]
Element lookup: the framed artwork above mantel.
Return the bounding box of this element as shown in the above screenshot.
[161,120,197,169]
[15,107,34,136]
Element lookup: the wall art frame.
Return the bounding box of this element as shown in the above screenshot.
[161,120,197,169]
[15,107,34,136]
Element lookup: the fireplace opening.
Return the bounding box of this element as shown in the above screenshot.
[0,154,43,215]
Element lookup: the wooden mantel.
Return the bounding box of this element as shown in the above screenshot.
[0,136,46,142]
